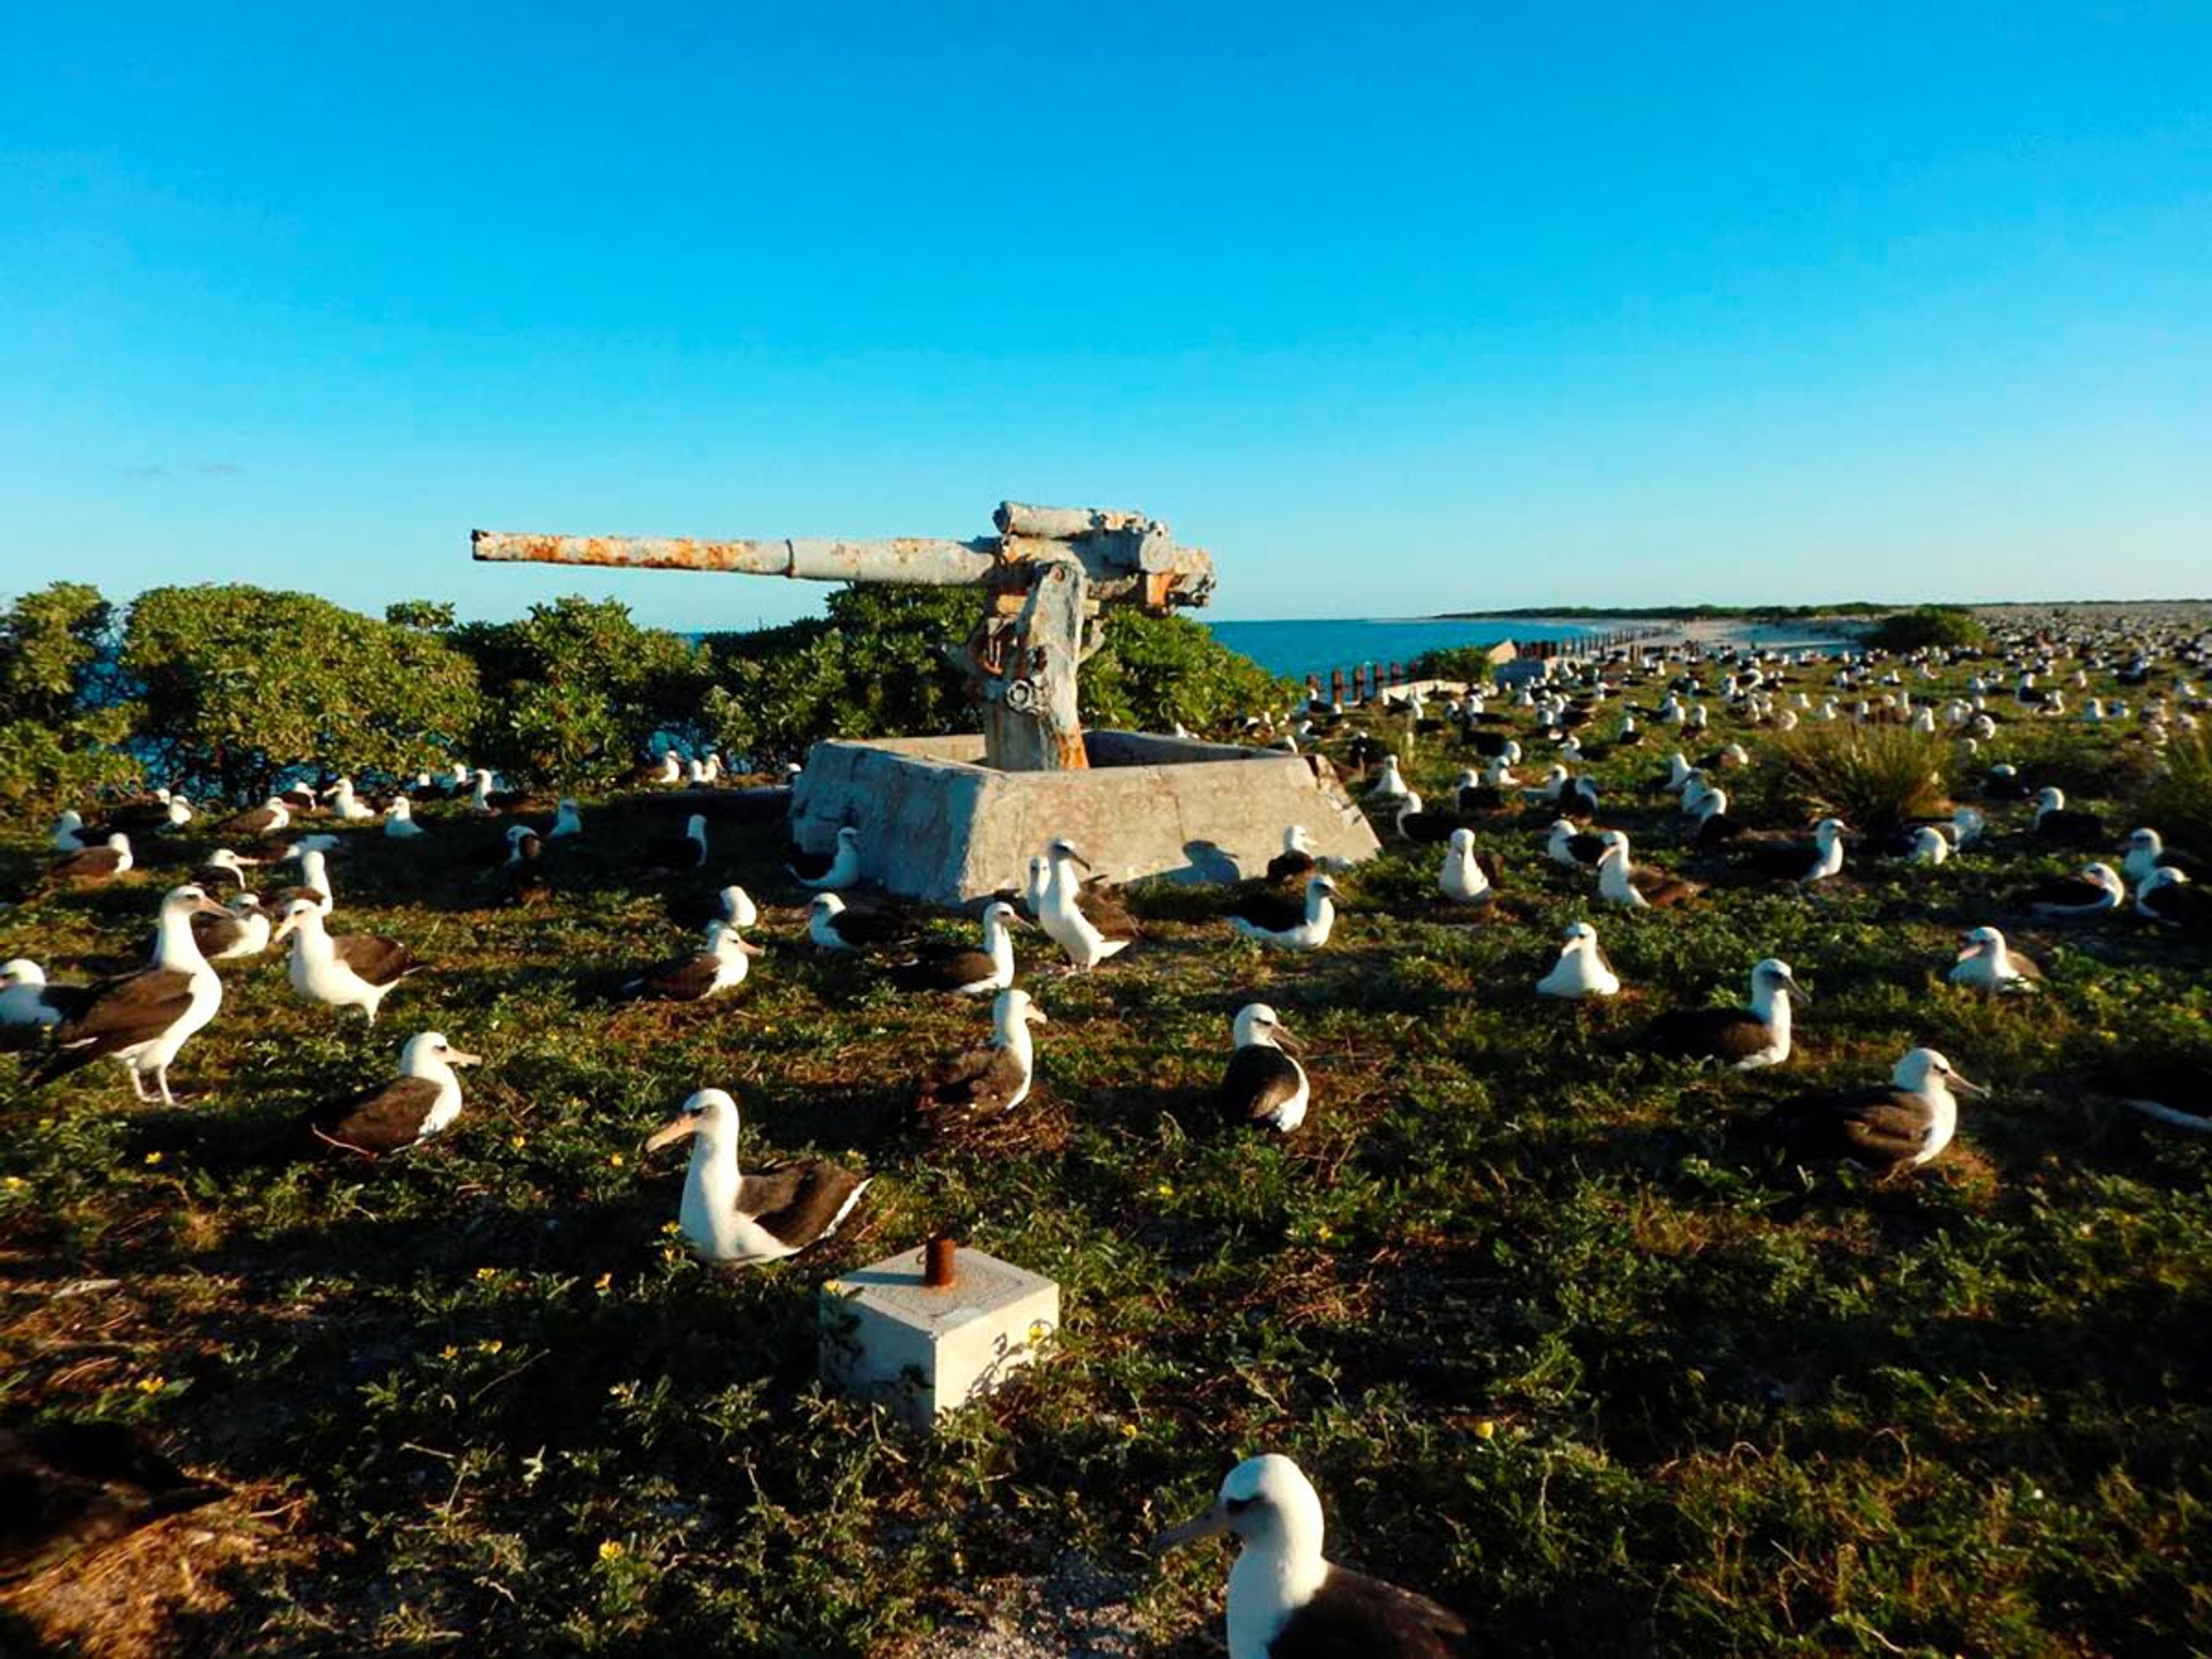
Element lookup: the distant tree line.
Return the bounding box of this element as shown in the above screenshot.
[1437,603,1897,622]
[0,581,1290,813]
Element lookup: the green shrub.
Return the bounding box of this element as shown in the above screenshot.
[704,586,1293,763]
[124,585,481,800]
[0,582,142,815]
[2134,728,2212,855]
[1865,606,1988,652]
[1768,722,1951,836]
[1079,610,1293,734]
[453,597,710,788]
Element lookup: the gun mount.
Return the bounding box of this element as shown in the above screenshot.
[472,502,1215,772]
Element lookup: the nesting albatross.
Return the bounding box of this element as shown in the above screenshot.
[1152,1453,1469,1658]
[306,1031,482,1156]
[646,1087,869,1266]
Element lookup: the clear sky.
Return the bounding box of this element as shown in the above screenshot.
[4,4,2207,628]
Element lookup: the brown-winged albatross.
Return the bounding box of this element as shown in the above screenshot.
[624,923,763,1002]
[1947,926,2043,993]
[270,898,423,1025]
[1644,958,1804,1069]
[28,885,231,1104]
[915,987,1046,1119]
[1152,1453,1469,1658]
[1227,875,1338,951]
[45,833,132,885]
[1220,1005,1309,1132]
[891,900,1026,995]
[645,1088,869,1265]
[1748,1047,1984,1171]
[306,1031,482,1156]
[2019,862,2124,919]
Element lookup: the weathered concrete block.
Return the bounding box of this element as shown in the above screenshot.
[819,1246,1059,1431]
[789,730,1381,905]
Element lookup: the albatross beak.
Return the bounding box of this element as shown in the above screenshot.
[1150,1503,1229,1555]
[1271,1025,1303,1054]
[1947,1071,1988,1096]
[646,1117,702,1153]
[1954,937,1982,963]
[446,1050,483,1067]
[1027,1006,1050,1025]
[737,940,766,957]
[191,896,232,919]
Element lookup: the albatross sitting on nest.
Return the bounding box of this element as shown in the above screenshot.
[1536,921,1620,998]
[306,1031,482,1156]
[646,1087,869,1266]
[1644,957,1804,1070]
[1746,1047,1985,1173]
[1152,1453,1469,1658]
[624,922,763,1002]
[1219,1003,1309,1132]
[1227,874,1339,950]
[891,900,1027,995]
[915,987,1046,1120]
[1948,925,2043,993]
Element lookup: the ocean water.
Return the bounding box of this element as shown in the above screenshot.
[1203,616,1592,680]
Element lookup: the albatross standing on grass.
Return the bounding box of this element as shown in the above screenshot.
[1037,841,1137,969]
[28,885,231,1104]
[915,987,1046,1119]
[647,1087,869,1265]
[271,898,423,1025]
[306,1031,482,1156]
[1152,1453,1469,1658]
[1219,1004,1309,1132]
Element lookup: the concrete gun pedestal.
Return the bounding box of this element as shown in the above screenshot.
[819,1242,1058,1432]
[790,729,1381,907]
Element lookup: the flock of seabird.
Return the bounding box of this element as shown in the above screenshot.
[7,610,2211,1653]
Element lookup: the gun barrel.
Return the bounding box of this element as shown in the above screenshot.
[471,531,999,587]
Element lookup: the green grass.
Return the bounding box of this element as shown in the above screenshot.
[3,653,2210,1656]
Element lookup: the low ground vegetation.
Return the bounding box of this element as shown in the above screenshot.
[2,634,2209,1654]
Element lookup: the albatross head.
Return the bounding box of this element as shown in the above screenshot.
[994,987,1048,1036]
[1956,925,2007,963]
[400,1032,482,1075]
[646,1086,740,1152]
[2,959,45,988]
[1559,921,1600,956]
[1231,1003,1299,1052]
[1893,1047,1984,1096]
[1752,958,1808,1002]
[1281,824,1311,854]
[269,896,328,943]
[1151,1453,1326,1567]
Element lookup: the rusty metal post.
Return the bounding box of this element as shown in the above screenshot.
[1330,668,1347,704]
[924,1236,959,1288]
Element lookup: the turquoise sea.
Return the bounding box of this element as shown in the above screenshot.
[1202,616,1593,680]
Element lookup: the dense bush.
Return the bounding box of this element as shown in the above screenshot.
[0,582,142,815]
[1079,609,1293,733]
[124,585,482,800]
[1866,606,1988,651]
[1413,643,1514,683]
[2135,728,2212,857]
[704,586,1291,763]
[452,597,712,788]
[1768,722,1952,836]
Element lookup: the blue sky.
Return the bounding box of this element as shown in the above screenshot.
[3,4,2207,628]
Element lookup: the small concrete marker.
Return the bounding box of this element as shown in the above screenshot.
[820,1237,1059,1432]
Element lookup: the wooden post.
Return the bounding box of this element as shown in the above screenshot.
[1331,668,1347,704]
